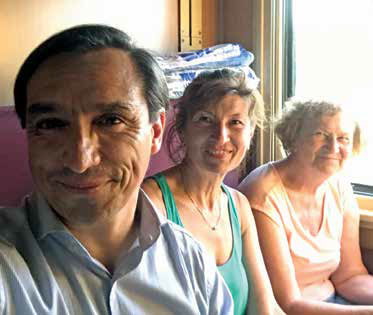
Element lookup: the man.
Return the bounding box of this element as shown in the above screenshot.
[0,24,233,314]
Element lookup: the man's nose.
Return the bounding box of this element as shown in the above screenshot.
[62,125,100,173]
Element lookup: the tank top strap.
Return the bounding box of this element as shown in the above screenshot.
[219,185,248,314]
[221,184,243,258]
[150,173,184,227]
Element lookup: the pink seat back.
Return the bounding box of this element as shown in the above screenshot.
[0,106,33,206]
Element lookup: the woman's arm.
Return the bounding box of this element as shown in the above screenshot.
[331,183,373,304]
[253,208,373,315]
[233,191,285,314]
[141,178,167,217]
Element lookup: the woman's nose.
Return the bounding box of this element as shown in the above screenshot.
[213,123,230,144]
[326,135,340,153]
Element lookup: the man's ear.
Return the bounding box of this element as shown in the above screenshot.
[151,110,166,155]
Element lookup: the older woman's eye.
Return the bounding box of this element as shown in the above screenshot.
[338,136,350,145]
[313,131,328,140]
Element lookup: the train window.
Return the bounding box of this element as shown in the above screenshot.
[289,0,373,194]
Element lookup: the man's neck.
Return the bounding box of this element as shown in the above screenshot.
[67,204,139,274]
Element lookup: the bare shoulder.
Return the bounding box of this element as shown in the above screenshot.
[141,167,180,216]
[224,186,254,233]
[227,187,251,211]
[237,163,279,202]
[142,174,167,216]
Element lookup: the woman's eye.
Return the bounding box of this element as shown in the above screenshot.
[313,131,328,139]
[338,136,350,144]
[231,119,244,126]
[199,116,211,122]
[35,118,67,130]
[193,113,213,124]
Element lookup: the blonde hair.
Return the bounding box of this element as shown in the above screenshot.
[167,68,265,163]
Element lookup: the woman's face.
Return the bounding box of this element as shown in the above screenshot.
[294,111,355,177]
[182,94,253,175]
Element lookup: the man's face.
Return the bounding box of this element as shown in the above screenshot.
[25,48,164,226]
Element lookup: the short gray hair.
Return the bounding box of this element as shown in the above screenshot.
[275,99,363,155]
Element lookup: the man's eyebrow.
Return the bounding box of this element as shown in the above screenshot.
[27,102,139,118]
[98,102,137,113]
[27,103,57,117]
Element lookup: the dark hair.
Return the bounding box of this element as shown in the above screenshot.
[14,24,168,128]
[167,68,265,163]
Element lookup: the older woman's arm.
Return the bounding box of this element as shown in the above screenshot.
[233,190,285,315]
[330,184,373,304]
[253,208,373,315]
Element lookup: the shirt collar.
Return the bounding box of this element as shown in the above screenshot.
[136,189,164,249]
[27,189,165,248]
[27,192,68,240]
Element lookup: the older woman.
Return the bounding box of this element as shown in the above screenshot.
[142,69,284,315]
[238,100,373,314]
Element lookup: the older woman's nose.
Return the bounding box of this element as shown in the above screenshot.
[62,125,101,173]
[326,135,340,153]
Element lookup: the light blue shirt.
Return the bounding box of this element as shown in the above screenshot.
[0,190,233,315]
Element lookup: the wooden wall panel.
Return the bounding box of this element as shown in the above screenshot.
[0,0,178,106]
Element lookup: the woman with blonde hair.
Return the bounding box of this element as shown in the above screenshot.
[143,69,284,314]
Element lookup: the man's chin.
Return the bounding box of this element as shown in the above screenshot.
[50,197,108,225]
[47,191,101,212]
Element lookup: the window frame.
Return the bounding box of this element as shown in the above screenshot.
[249,0,285,166]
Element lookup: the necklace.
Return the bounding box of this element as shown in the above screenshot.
[180,169,222,231]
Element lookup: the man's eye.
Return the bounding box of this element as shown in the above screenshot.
[35,118,67,130]
[97,115,123,126]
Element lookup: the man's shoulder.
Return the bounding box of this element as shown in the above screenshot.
[157,220,221,289]
[159,220,217,271]
[0,204,29,246]
[161,220,205,252]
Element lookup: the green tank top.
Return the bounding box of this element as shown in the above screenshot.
[151,173,249,315]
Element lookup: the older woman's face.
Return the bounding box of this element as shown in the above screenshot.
[294,111,354,176]
[182,94,253,175]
